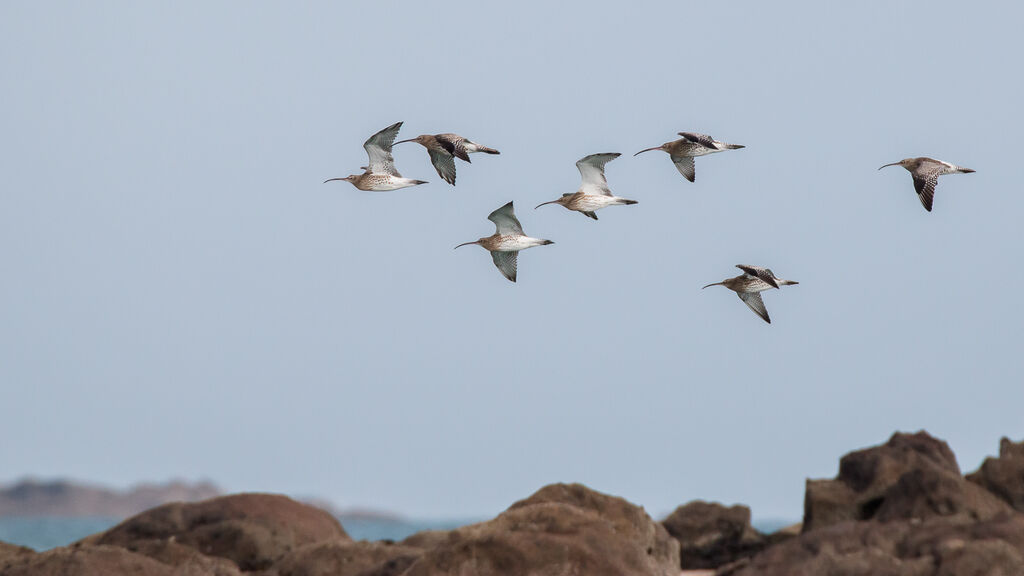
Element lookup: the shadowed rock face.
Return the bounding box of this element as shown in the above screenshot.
[967,437,1024,512]
[803,431,1012,531]
[661,501,769,569]
[263,540,424,576]
[95,493,349,572]
[402,483,680,576]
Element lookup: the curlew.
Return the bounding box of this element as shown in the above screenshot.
[324,121,428,191]
[878,157,975,212]
[455,201,553,283]
[634,132,744,182]
[703,265,798,324]
[534,153,638,220]
[395,133,499,185]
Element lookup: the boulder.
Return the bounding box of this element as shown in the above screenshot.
[0,545,176,576]
[804,431,1008,531]
[967,437,1024,512]
[661,501,767,569]
[721,514,1024,576]
[401,483,679,576]
[0,542,33,565]
[96,493,348,571]
[263,540,423,576]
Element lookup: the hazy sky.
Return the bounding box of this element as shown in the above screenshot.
[2,2,1022,522]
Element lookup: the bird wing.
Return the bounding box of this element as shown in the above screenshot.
[438,133,471,162]
[738,292,771,324]
[364,121,403,176]
[912,173,939,212]
[576,153,620,196]
[736,265,780,289]
[487,201,524,236]
[671,155,696,182]
[428,148,457,185]
[490,250,518,282]
[678,132,719,150]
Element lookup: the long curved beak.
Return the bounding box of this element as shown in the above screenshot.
[535,200,560,209]
[878,162,900,170]
[323,177,346,183]
[453,241,479,250]
[633,146,662,157]
[394,139,415,145]
[702,282,723,289]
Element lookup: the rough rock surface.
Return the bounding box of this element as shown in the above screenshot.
[401,483,679,576]
[262,540,423,576]
[96,493,349,571]
[968,437,1024,512]
[661,501,767,569]
[0,545,177,576]
[0,542,33,565]
[804,431,1011,531]
[720,514,1024,576]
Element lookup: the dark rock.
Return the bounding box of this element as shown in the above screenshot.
[967,437,1024,512]
[263,540,423,576]
[804,431,1007,531]
[0,542,33,564]
[661,501,767,569]
[722,514,1024,576]
[96,493,348,571]
[402,483,679,576]
[0,545,176,576]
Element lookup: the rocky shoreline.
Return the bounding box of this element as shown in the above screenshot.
[1,431,1022,575]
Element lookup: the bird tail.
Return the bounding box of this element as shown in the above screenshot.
[721,143,745,150]
[957,167,976,174]
[475,145,500,155]
[617,199,639,205]
[413,180,429,185]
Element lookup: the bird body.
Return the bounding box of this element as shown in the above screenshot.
[395,133,500,185]
[324,121,428,191]
[703,265,798,324]
[878,157,975,212]
[455,202,553,282]
[634,132,744,182]
[535,153,637,220]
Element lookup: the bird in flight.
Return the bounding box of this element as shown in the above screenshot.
[455,202,553,283]
[535,153,638,220]
[395,133,499,185]
[878,157,975,212]
[634,132,744,183]
[324,121,428,191]
[703,265,798,324]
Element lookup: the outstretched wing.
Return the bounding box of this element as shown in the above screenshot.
[490,250,518,282]
[678,132,719,150]
[487,201,524,236]
[671,155,696,182]
[912,173,939,212]
[364,121,403,176]
[738,292,771,324]
[736,265,780,289]
[576,153,620,196]
[428,148,457,185]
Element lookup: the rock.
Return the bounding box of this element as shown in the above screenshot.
[263,540,423,576]
[0,545,177,576]
[96,493,349,571]
[661,501,767,569]
[722,514,1024,576]
[967,437,1024,512]
[0,542,33,565]
[401,483,679,576]
[803,431,1008,531]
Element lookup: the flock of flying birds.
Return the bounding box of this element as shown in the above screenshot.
[324,121,976,324]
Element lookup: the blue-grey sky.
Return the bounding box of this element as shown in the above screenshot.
[2,2,1022,522]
